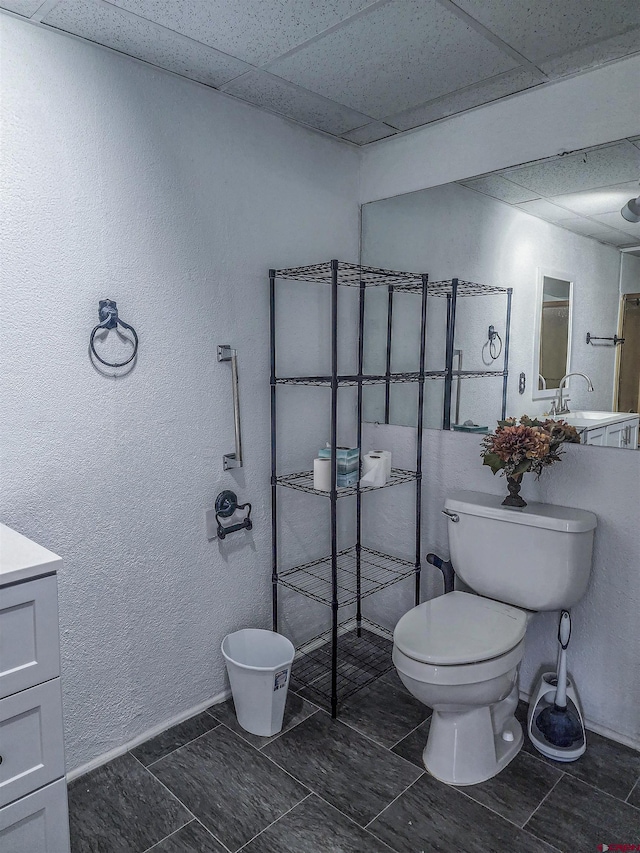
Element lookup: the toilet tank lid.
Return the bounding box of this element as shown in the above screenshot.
[394,591,527,665]
[445,491,597,533]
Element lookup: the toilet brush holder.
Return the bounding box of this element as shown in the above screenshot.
[527,672,586,761]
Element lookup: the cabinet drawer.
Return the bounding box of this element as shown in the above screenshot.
[0,679,65,809]
[0,778,70,853]
[0,575,60,698]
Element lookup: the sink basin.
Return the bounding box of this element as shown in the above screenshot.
[563,411,620,421]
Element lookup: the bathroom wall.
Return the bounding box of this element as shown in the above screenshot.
[361,182,621,427]
[361,422,640,748]
[620,252,640,295]
[0,14,360,773]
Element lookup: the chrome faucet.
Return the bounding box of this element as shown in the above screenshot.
[554,372,594,415]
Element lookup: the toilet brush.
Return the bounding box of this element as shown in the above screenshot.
[535,611,584,748]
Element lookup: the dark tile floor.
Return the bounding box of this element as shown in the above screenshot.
[68,670,640,853]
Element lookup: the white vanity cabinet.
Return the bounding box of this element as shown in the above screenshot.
[0,525,70,853]
[580,416,640,448]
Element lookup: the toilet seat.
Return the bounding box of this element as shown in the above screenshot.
[394,591,528,666]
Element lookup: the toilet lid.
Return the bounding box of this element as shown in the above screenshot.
[394,591,528,665]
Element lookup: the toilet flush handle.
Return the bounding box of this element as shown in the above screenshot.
[442,509,459,522]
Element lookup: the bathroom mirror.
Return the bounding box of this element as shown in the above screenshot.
[534,272,573,398]
[361,136,640,449]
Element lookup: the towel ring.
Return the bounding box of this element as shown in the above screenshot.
[90,299,139,367]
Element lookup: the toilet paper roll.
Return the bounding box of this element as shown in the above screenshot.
[313,457,331,491]
[371,449,392,479]
[360,452,387,487]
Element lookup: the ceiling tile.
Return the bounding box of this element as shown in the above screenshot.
[386,67,540,131]
[266,0,518,119]
[629,137,640,151]
[549,183,640,217]
[452,0,640,63]
[460,174,540,204]
[0,0,44,14]
[111,0,377,66]
[515,199,576,222]
[592,212,640,239]
[341,121,397,144]
[221,70,371,135]
[540,28,640,78]
[558,217,624,239]
[502,142,640,196]
[43,0,250,88]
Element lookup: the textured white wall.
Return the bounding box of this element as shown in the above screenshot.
[359,54,640,203]
[620,253,640,295]
[361,182,621,427]
[0,14,359,772]
[361,422,640,747]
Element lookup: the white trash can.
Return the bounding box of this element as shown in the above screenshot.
[221,628,295,737]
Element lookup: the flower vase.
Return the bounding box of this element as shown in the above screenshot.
[503,474,527,508]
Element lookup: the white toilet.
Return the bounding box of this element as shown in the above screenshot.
[393,490,596,786]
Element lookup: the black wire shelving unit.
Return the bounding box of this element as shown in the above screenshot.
[269,261,512,717]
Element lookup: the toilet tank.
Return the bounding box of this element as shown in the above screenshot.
[444,491,597,611]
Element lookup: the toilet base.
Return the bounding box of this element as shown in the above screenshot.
[423,685,523,786]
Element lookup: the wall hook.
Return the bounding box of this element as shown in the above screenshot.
[90,299,139,367]
[215,490,252,539]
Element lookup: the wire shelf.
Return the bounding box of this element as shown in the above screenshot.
[279,546,415,607]
[276,467,417,497]
[272,262,509,296]
[452,369,507,379]
[290,620,394,708]
[274,371,446,386]
[273,261,424,288]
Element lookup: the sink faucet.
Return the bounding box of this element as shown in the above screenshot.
[554,372,594,415]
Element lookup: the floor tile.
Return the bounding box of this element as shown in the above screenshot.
[131,712,220,767]
[149,726,307,852]
[368,772,558,853]
[68,753,191,853]
[149,820,227,852]
[241,794,393,853]
[517,701,640,800]
[627,779,640,808]
[391,718,432,767]
[526,774,640,852]
[339,675,430,748]
[461,750,563,827]
[211,692,318,749]
[262,710,422,827]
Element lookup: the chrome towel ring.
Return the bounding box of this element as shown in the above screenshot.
[90,299,139,367]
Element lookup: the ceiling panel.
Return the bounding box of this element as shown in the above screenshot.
[502,143,640,197]
[266,0,518,118]
[0,0,44,15]
[549,183,640,217]
[540,29,640,79]
[109,0,378,66]
[386,66,540,131]
[514,199,576,222]
[43,0,250,87]
[221,70,371,135]
[460,174,539,204]
[341,121,397,144]
[592,212,640,239]
[451,0,640,63]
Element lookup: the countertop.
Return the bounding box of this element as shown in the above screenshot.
[0,523,62,586]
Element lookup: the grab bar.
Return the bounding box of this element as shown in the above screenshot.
[218,345,243,470]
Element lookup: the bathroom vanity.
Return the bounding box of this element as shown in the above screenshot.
[0,525,70,852]
[563,412,640,448]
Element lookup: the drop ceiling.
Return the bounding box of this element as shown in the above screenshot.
[2,0,640,144]
[457,138,640,252]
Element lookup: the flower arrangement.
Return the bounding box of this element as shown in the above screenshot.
[481,415,581,506]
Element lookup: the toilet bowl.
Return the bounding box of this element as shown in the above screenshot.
[392,491,596,786]
[393,591,529,785]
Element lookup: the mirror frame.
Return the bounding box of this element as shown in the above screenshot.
[532,267,574,401]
